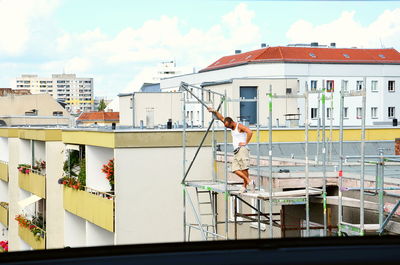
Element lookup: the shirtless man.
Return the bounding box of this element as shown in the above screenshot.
[208,108,254,193]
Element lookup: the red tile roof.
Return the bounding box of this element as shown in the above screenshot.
[77,112,119,122]
[200,46,400,72]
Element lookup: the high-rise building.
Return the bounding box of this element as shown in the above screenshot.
[152,61,181,82]
[15,74,94,114]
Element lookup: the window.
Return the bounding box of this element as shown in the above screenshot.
[378,54,386,59]
[53,111,63,116]
[342,80,348,92]
[229,197,244,222]
[356,81,363,91]
[311,108,318,119]
[326,80,334,92]
[371,81,378,92]
[388,107,395,118]
[356,107,362,119]
[388,81,395,92]
[310,80,317,91]
[327,107,333,119]
[343,54,350,58]
[343,107,349,119]
[309,53,316,58]
[250,198,266,230]
[371,107,378,119]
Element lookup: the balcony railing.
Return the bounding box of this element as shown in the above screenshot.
[0,161,8,182]
[63,185,115,232]
[0,203,8,227]
[18,224,45,250]
[18,169,46,198]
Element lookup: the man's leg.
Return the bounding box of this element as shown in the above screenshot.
[234,170,250,187]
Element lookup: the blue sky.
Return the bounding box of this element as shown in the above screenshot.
[0,0,399,99]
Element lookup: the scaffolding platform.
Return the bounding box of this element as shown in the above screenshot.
[185,180,322,205]
[339,222,380,236]
[232,187,322,205]
[184,180,242,193]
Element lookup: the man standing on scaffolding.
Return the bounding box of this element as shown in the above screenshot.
[207,108,255,193]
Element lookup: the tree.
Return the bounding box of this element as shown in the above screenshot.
[98,99,107,111]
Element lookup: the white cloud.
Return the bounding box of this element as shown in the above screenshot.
[82,3,260,67]
[0,0,59,55]
[286,9,400,48]
[2,2,262,99]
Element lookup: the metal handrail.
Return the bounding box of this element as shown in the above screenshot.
[84,186,115,199]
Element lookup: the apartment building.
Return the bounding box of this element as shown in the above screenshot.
[1,126,400,250]
[0,127,212,250]
[120,78,299,129]
[0,94,71,127]
[15,74,94,114]
[160,44,400,127]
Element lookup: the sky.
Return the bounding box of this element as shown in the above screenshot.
[0,0,400,99]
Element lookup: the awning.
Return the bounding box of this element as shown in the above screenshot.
[18,195,41,209]
[65,144,80,151]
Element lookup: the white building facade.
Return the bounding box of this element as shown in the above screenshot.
[15,74,94,114]
[160,45,400,127]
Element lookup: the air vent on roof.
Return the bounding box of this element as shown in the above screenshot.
[309,53,316,58]
[261,43,267,48]
[311,42,319,47]
[330,42,336,48]
[245,55,252,59]
[235,50,242,54]
[378,54,386,59]
[343,54,350,58]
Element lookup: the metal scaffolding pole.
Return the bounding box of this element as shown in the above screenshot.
[257,86,261,238]
[329,92,334,162]
[316,92,321,163]
[224,89,228,240]
[304,83,310,237]
[338,87,344,236]
[268,85,273,238]
[182,92,187,241]
[379,149,384,227]
[212,93,216,182]
[360,77,367,235]
[322,82,327,236]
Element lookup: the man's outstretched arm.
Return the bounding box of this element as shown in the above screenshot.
[207,107,224,122]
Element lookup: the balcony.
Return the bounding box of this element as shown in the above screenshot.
[18,171,46,198]
[0,161,8,182]
[0,202,8,227]
[18,225,45,250]
[63,186,114,232]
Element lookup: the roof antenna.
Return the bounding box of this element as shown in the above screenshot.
[379,38,385,48]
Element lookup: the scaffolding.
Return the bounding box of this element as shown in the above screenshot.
[181,76,400,240]
[337,77,400,236]
[180,81,329,241]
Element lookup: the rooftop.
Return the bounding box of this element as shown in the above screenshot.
[200,46,400,72]
[77,112,119,122]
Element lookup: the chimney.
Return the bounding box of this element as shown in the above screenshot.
[330,42,336,48]
[311,42,318,47]
[261,43,267,48]
[235,50,241,54]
